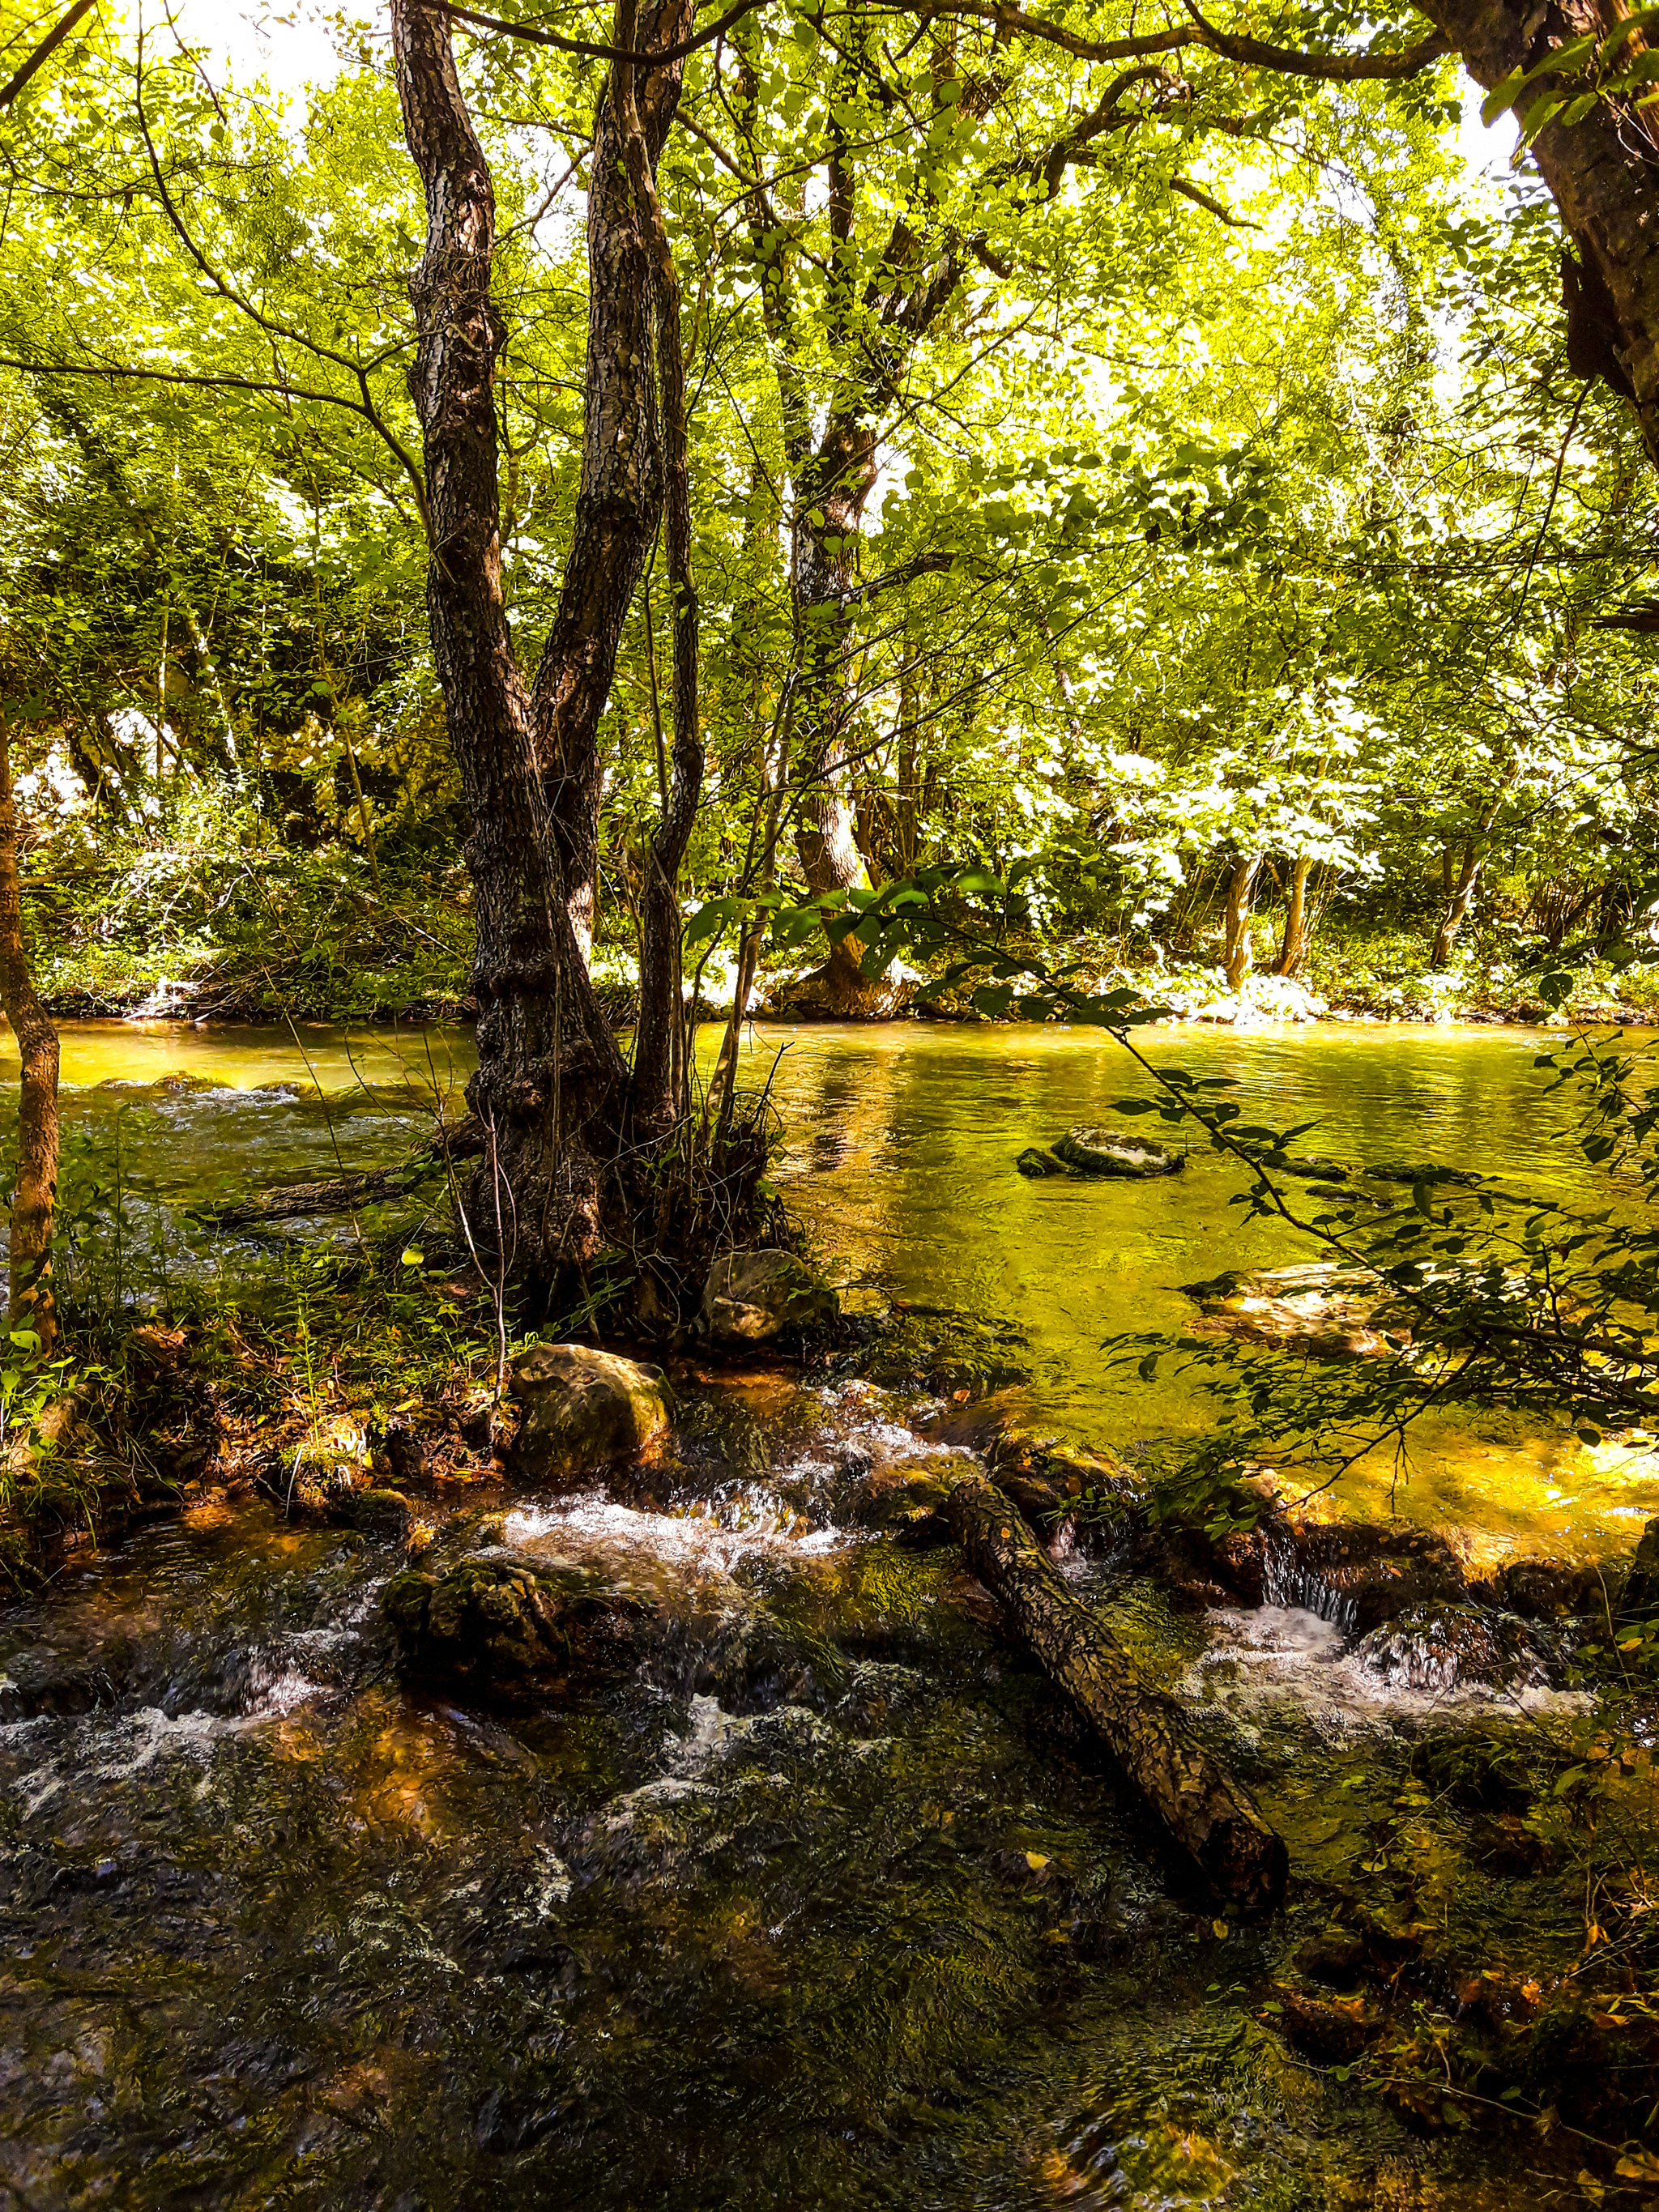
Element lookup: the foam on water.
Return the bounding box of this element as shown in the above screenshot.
[504,1490,865,1582]
[1184,1603,1593,1739]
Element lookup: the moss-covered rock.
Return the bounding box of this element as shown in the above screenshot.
[385,1549,655,1696]
[507,1345,670,1481]
[702,1249,838,1344]
[1051,1124,1184,1178]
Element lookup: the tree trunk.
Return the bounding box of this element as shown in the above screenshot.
[1419,0,1659,467]
[1273,855,1312,976]
[530,0,692,970]
[616,15,703,1136]
[946,1474,1287,1914]
[1431,840,1482,967]
[1222,854,1262,990]
[395,0,696,1280]
[0,722,58,1353]
[789,475,881,1008]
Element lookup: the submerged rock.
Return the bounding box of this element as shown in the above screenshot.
[508,1345,670,1480]
[348,1486,415,1536]
[1262,1153,1350,1180]
[1051,1124,1185,1178]
[1353,1601,1554,1694]
[385,1549,654,1695]
[849,1464,957,1545]
[1498,1556,1604,1621]
[702,1249,838,1344]
[1015,1145,1064,1178]
[1181,1263,1408,1359]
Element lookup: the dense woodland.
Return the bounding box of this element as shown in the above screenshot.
[0,0,1655,1046]
[1,17,1658,2192]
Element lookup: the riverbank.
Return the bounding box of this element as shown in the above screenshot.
[24,854,1659,1032]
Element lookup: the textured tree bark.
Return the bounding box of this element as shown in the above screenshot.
[787,465,885,1010]
[1273,855,1312,976]
[616,15,704,1133]
[531,0,693,967]
[393,0,631,1277]
[1417,0,1659,465]
[946,1473,1287,1913]
[1222,853,1262,990]
[1431,838,1482,966]
[0,722,58,1353]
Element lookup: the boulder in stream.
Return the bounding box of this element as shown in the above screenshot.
[702,1249,838,1344]
[508,1345,670,1481]
[1051,1125,1185,1178]
[1263,1519,1466,1632]
[385,1549,655,1695]
[1353,1600,1555,1694]
[849,1464,957,1545]
[1496,1556,1605,1621]
[1181,1264,1409,1359]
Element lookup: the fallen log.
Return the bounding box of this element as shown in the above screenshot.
[194,1162,437,1226]
[193,1121,484,1227]
[945,1470,1288,1915]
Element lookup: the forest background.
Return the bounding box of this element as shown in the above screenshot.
[2,0,1656,1038]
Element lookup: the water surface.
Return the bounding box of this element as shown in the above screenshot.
[13,1016,1653,1557]
[0,1017,1645,2207]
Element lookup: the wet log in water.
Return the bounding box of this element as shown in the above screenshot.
[199,1163,438,1225]
[196,1124,484,1226]
[945,1471,1288,1915]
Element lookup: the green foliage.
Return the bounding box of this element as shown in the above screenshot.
[0,2,1651,1019]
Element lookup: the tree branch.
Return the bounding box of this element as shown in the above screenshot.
[1171,173,1258,225]
[0,0,96,108]
[441,0,765,67]
[1179,0,1451,82]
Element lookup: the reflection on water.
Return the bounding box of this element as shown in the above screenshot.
[8,1016,1657,1551]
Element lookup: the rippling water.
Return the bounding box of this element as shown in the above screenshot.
[8,1015,1655,1549]
[0,1018,1648,2206]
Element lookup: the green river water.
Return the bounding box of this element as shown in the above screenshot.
[0,1021,1653,2209]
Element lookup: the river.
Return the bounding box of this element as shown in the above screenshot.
[0,1020,1652,2206]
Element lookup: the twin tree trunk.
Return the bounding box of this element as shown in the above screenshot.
[1274,856,1312,977]
[1222,855,1262,991]
[391,0,696,1282]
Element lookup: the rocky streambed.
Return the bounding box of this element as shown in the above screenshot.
[2,1307,1657,2209]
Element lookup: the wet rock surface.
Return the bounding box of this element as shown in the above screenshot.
[700,1247,839,1343]
[1050,1123,1186,1178]
[1352,1600,1557,1694]
[1180,1262,1410,1358]
[1493,1554,1606,1619]
[1014,1144,1066,1178]
[1259,1519,1468,1632]
[385,1549,655,1695]
[508,1344,671,1480]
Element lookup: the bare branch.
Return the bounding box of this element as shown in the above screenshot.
[441,0,766,68]
[1171,173,1257,225]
